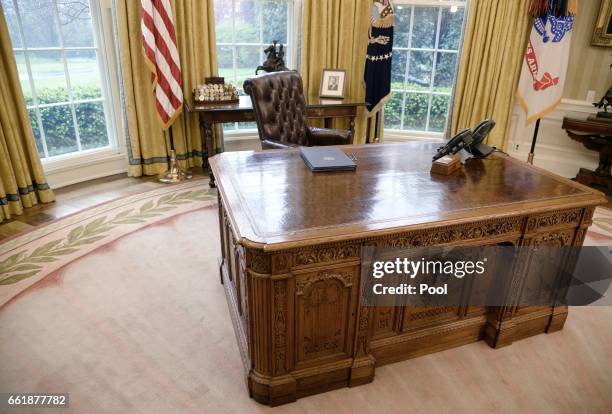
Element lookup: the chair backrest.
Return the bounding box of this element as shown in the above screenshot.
[243,71,309,146]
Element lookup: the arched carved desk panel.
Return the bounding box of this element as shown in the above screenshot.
[210,143,606,406]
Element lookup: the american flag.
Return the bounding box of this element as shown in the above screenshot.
[141,0,183,128]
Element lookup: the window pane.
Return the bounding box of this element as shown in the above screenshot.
[403,93,428,130]
[75,102,109,150]
[433,52,457,91]
[238,121,257,129]
[235,46,260,89]
[40,105,78,156]
[1,0,23,48]
[66,50,103,98]
[439,7,464,50]
[28,108,45,158]
[223,124,238,132]
[429,94,450,132]
[384,92,403,129]
[215,16,235,43]
[383,4,464,134]
[391,50,407,88]
[217,46,235,83]
[16,0,61,48]
[13,52,33,105]
[6,0,115,161]
[407,51,433,89]
[214,0,233,25]
[57,0,95,47]
[30,51,69,104]
[263,1,288,44]
[214,0,293,132]
[393,5,411,48]
[411,7,438,49]
[234,0,260,43]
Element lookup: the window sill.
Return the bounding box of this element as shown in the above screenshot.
[42,148,127,189]
[42,147,124,173]
[384,129,445,142]
[223,130,259,141]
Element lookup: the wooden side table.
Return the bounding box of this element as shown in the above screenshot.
[562,116,612,190]
[185,96,366,187]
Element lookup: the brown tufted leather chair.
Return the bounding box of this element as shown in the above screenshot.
[243,71,352,150]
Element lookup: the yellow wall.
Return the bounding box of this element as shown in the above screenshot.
[564,0,612,101]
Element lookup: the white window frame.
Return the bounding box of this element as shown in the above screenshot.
[215,0,299,136]
[7,0,126,186]
[385,0,467,141]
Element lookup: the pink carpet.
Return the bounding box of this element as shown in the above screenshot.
[0,182,611,413]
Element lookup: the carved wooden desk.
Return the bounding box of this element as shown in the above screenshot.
[562,116,612,190]
[209,142,606,406]
[185,96,365,187]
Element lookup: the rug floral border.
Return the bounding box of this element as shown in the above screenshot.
[0,180,215,305]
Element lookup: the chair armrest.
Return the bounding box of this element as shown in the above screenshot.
[261,139,299,150]
[307,127,352,146]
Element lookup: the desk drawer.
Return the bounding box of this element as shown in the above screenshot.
[307,106,356,118]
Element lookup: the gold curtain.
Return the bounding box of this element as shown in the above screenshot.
[0,9,54,223]
[115,0,217,177]
[451,0,530,149]
[301,0,376,144]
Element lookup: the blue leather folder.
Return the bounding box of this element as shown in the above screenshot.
[299,147,356,172]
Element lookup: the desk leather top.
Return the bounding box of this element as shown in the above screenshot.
[210,142,606,249]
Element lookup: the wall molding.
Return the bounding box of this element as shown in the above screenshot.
[507,98,599,178]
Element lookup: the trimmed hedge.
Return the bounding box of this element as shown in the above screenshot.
[384,90,450,132]
[28,86,109,157]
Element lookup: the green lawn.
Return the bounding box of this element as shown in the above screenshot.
[14,54,101,97]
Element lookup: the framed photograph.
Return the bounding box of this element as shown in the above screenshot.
[319,69,346,98]
[592,0,612,47]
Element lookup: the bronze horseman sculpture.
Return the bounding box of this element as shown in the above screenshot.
[256,41,288,74]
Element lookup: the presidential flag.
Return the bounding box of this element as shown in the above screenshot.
[141,0,183,129]
[517,1,575,125]
[364,0,395,113]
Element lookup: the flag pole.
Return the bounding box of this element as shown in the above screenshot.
[374,112,380,143]
[159,123,193,183]
[527,118,541,165]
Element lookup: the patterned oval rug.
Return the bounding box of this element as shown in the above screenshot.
[0,179,216,307]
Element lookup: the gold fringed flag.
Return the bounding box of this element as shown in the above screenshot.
[364,0,395,113]
[517,0,576,124]
[141,0,183,129]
